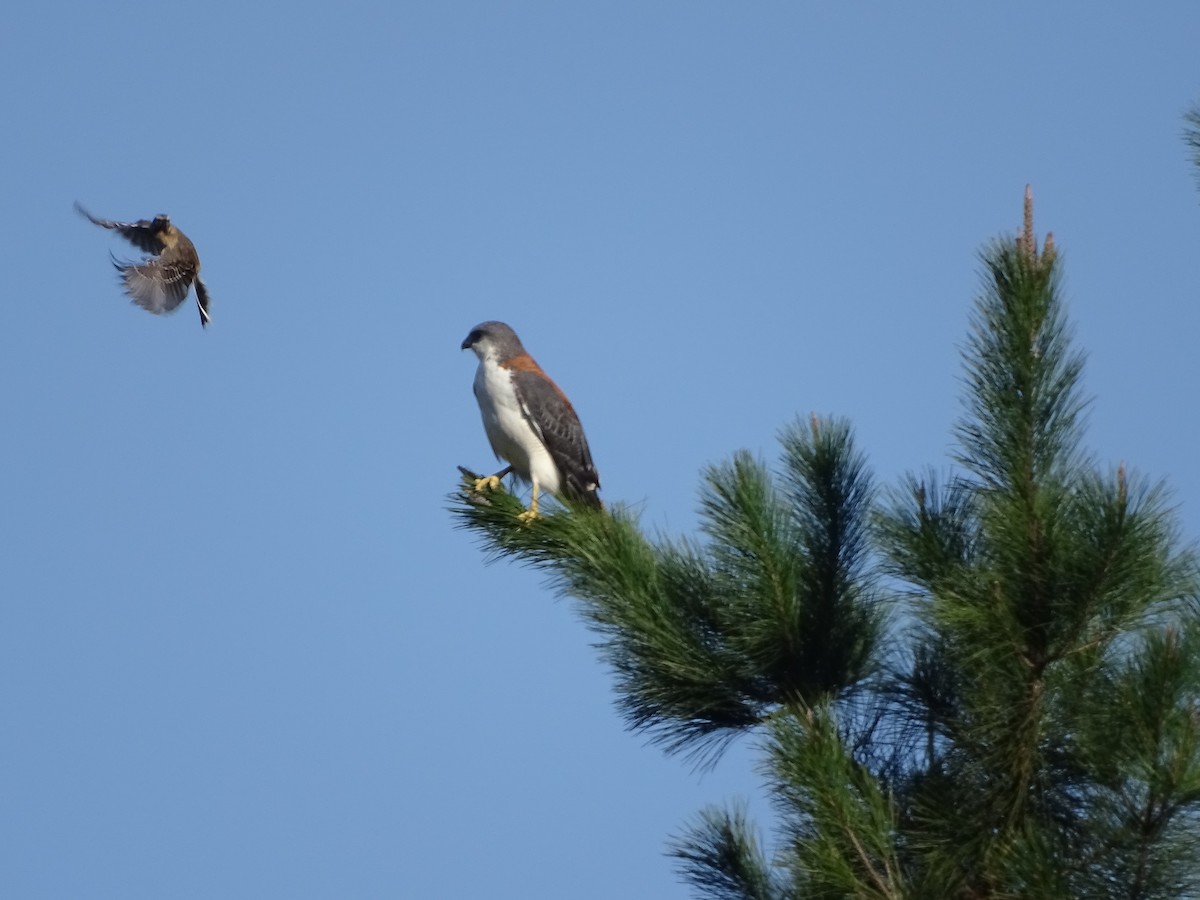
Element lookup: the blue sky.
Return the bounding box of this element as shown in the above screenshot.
[3,4,1199,898]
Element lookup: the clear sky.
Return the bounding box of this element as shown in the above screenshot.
[3,3,1199,898]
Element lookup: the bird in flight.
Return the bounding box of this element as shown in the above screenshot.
[462,321,601,519]
[76,202,210,328]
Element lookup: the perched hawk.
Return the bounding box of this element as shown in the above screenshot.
[76,202,210,328]
[462,321,601,517]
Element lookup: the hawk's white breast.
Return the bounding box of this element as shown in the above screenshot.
[473,358,563,496]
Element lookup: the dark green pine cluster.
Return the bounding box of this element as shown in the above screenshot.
[450,190,1200,900]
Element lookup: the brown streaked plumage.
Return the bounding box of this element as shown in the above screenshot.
[75,202,210,328]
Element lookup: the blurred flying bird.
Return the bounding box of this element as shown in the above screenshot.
[76,202,210,328]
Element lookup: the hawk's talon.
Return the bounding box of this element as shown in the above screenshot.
[517,508,539,525]
[473,475,503,493]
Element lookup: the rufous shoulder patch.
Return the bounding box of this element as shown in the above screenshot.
[501,352,575,409]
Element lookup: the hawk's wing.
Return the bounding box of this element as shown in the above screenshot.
[76,203,167,255]
[512,369,601,506]
[112,255,194,314]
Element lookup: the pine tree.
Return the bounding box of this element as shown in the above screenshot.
[450,189,1200,899]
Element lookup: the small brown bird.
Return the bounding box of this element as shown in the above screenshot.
[76,202,210,328]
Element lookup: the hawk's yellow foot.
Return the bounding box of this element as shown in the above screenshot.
[473,474,504,493]
[515,482,543,524]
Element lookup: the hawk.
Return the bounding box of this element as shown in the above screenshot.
[462,321,601,518]
[76,202,210,328]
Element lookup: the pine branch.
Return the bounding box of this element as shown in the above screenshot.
[956,223,1087,495]
[779,417,882,697]
[874,190,1200,897]
[449,467,767,763]
[669,805,785,900]
[1071,624,1200,898]
[699,421,885,710]
[449,417,886,764]
[767,706,905,899]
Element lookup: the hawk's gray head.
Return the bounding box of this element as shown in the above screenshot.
[461,320,525,363]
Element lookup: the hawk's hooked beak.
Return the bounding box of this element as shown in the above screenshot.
[460,336,472,350]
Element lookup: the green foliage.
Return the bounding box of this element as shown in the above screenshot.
[767,707,905,899]
[451,416,885,764]
[450,192,1200,898]
[874,206,1200,897]
[670,805,784,900]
